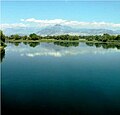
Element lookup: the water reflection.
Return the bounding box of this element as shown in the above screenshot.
[6,42,120,58]
[86,42,120,49]
[0,48,5,63]
[54,41,79,47]
[2,42,120,115]
[8,41,120,49]
[23,42,40,47]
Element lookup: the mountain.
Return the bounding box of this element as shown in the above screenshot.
[37,24,120,36]
[2,24,120,36]
[36,24,77,36]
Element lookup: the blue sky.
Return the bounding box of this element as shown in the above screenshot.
[1,1,120,29]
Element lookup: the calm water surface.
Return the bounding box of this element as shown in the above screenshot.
[1,42,120,115]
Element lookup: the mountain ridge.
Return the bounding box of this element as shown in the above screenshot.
[37,24,120,36]
[2,24,120,36]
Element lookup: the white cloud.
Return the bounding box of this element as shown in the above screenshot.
[0,23,29,29]
[21,18,120,29]
[21,18,66,24]
[1,18,120,30]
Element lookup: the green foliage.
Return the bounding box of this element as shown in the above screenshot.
[84,34,120,42]
[56,35,79,40]
[2,31,120,43]
[10,34,21,40]
[0,30,6,47]
[115,35,120,40]
[0,30,5,42]
[29,33,40,40]
[22,35,28,40]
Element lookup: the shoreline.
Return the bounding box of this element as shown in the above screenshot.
[0,46,5,53]
[6,39,120,44]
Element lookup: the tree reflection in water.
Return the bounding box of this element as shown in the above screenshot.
[0,48,5,63]
[54,41,79,47]
[86,42,120,49]
[8,41,120,49]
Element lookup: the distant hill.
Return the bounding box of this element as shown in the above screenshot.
[2,24,120,36]
[37,24,120,36]
[36,24,76,36]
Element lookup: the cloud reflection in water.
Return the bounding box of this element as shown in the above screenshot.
[6,42,120,58]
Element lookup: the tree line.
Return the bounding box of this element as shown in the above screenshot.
[0,31,6,62]
[0,30,6,47]
[1,30,120,42]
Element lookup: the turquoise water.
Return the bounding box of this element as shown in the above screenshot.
[1,42,120,115]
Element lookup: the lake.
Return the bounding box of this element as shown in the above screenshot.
[1,42,120,115]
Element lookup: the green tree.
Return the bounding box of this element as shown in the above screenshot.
[0,30,6,47]
[29,33,39,40]
[115,35,120,40]
[10,34,21,40]
[0,30,5,42]
[102,33,111,42]
[22,35,28,40]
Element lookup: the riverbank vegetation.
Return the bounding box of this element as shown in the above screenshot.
[0,30,6,47]
[0,31,6,50]
[2,31,120,43]
[0,31,6,62]
[1,30,120,48]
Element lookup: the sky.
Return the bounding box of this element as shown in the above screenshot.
[1,1,120,30]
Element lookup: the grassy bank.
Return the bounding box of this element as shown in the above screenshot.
[6,39,120,44]
[7,39,86,42]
